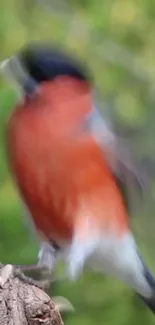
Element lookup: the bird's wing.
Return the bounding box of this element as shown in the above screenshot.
[82,100,152,219]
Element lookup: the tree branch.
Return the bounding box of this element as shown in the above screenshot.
[0,263,73,325]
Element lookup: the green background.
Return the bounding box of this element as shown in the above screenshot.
[0,0,155,323]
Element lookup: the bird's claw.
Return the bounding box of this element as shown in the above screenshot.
[13,266,51,289]
[11,264,67,290]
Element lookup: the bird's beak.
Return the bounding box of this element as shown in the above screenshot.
[0,56,37,98]
[0,56,23,98]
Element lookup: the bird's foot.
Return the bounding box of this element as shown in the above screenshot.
[0,263,49,289]
[8,242,62,290]
[12,263,67,290]
[10,264,51,290]
[14,265,52,290]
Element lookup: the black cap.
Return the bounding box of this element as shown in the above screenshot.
[17,42,92,88]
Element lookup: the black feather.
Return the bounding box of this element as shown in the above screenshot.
[18,42,92,86]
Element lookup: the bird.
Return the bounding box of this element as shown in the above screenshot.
[1,41,155,314]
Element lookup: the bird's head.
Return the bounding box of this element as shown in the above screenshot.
[0,41,91,99]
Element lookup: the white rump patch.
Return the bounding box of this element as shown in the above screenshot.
[67,227,152,298]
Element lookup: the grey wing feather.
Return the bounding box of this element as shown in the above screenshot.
[84,102,148,216]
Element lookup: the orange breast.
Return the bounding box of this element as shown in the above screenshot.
[6,78,128,243]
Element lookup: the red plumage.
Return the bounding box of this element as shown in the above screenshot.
[7,76,128,245]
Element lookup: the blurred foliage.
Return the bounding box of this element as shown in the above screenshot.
[0,0,155,324]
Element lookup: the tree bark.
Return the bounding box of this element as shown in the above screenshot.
[0,264,64,325]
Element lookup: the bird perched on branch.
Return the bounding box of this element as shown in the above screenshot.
[1,41,155,314]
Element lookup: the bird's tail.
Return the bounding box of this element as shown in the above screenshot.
[87,231,155,316]
[138,259,155,314]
